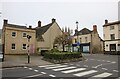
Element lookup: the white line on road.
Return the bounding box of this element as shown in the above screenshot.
[38,64,60,68]
[34,70,39,72]
[83,65,88,67]
[26,74,43,77]
[102,68,108,70]
[28,68,32,70]
[73,70,97,77]
[41,72,46,74]
[113,70,119,72]
[53,66,76,71]
[49,74,56,77]
[92,72,112,77]
[23,67,27,69]
[45,65,68,69]
[62,68,86,74]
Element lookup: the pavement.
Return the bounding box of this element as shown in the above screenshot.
[1,54,52,68]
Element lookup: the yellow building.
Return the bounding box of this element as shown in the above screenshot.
[103,20,120,52]
[2,20,36,54]
[35,18,63,55]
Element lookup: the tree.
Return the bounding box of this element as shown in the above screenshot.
[54,30,72,52]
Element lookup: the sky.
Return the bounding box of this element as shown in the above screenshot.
[0,0,119,39]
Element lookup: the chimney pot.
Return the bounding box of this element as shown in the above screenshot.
[4,19,8,25]
[105,19,108,24]
[29,25,32,29]
[38,21,41,27]
[93,25,97,32]
[52,18,56,23]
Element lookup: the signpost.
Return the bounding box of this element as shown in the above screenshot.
[27,35,32,64]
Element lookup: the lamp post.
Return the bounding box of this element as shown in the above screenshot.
[27,35,32,64]
[76,21,79,52]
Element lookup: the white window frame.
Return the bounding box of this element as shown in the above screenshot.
[22,32,27,38]
[22,44,27,50]
[11,32,16,37]
[11,43,16,50]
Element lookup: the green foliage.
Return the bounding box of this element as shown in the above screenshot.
[44,52,82,60]
[50,48,59,53]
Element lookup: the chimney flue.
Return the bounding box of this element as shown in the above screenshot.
[93,25,97,32]
[38,21,41,27]
[29,25,32,29]
[105,19,108,24]
[4,19,8,25]
[52,18,56,23]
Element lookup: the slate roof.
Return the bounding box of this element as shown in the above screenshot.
[5,24,27,29]
[103,20,120,27]
[35,22,54,41]
[74,28,92,36]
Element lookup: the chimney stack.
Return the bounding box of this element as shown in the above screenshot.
[93,25,97,32]
[105,19,108,24]
[4,19,8,25]
[52,18,56,23]
[38,21,41,27]
[29,25,32,29]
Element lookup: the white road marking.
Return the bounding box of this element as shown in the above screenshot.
[53,66,76,71]
[62,68,86,73]
[26,74,42,77]
[83,65,88,67]
[24,67,27,68]
[92,72,112,77]
[49,74,56,77]
[92,64,102,68]
[38,64,60,68]
[45,65,68,69]
[41,72,46,74]
[28,68,32,70]
[97,60,101,61]
[34,70,39,72]
[85,59,88,61]
[111,61,116,64]
[73,70,97,77]
[106,61,111,63]
[102,60,105,62]
[113,70,119,72]
[102,68,108,70]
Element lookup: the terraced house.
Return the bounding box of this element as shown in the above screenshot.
[2,20,36,54]
[103,20,120,52]
[72,25,104,53]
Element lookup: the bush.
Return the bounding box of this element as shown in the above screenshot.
[44,52,82,60]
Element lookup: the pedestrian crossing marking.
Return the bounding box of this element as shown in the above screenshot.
[73,70,97,77]
[53,66,76,71]
[62,68,86,73]
[92,72,112,77]
[38,64,60,68]
[45,65,68,69]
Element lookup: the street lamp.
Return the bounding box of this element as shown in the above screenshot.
[76,21,79,52]
[27,35,32,64]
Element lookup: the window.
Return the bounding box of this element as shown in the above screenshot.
[11,43,15,49]
[23,32,26,37]
[23,44,27,49]
[85,37,87,42]
[110,26,114,30]
[75,39,77,43]
[110,34,115,40]
[80,38,82,43]
[12,32,16,37]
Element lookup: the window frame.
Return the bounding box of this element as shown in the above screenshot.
[110,26,115,30]
[110,34,115,40]
[11,32,16,37]
[11,43,16,50]
[22,44,27,50]
[22,32,27,38]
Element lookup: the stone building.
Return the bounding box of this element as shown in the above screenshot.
[103,20,120,52]
[2,20,36,54]
[72,25,104,53]
[35,18,63,54]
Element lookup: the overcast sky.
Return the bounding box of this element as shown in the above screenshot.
[0,0,119,38]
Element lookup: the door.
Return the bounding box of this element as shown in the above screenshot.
[110,44,116,51]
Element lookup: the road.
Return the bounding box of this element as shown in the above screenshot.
[2,54,120,79]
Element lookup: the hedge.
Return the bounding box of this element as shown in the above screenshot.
[44,52,82,60]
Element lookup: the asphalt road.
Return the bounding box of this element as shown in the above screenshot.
[2,54,120,79]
